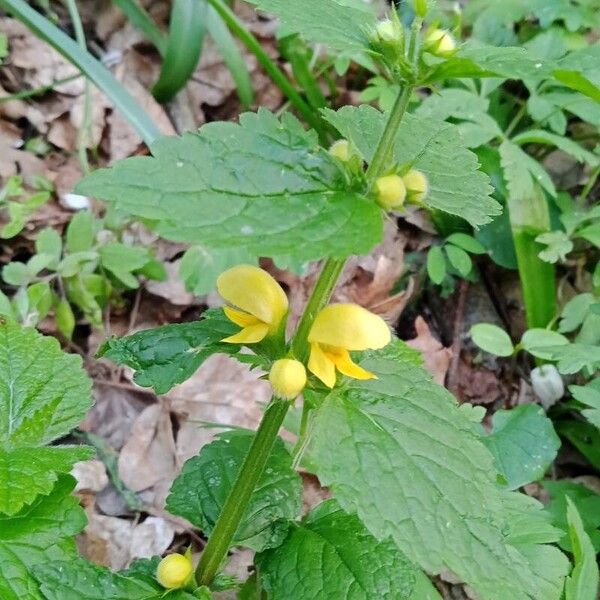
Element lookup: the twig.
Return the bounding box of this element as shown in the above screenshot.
[446,279,469,398]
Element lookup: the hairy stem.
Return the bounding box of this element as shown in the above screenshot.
[195,81,412,586]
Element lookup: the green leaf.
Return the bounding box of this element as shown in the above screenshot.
[556,420,600,470]
[308,341,566,600]
[166,429,302,551]
[565,499,599,600]
[499,140,556,199]
[76,109,382,261]
[536,231,574,263]
[245,0,376,53]
[446,233,486,254]
[415,88,502,148]
[512,129,599,167]
[322,105,500,227]
[445,244,472,277]
[470,323,514,357]
[55,299,76,340]
[577,222,600,248]
[179,245,257,295]
[257,499,417,599]
[424,45,556,84]
[35,228,62,268]
[542,343,600,374]
[570,380,600,430]
[521,328,569,359]
[482,404,560,489]
[426,246,446,284]
[559,293,594,333]
[35,557,198,600]
[65,211,95,253]
[2,262,30,286]
[98,309,239,394]
[0,320,92,514]
[0,475,86,600]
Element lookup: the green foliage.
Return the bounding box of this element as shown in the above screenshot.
[307,342,567,600]
[97,309,240,394]
[323,105,500,227]
[470,323,514,356]
[257,499,417,599]
[570,380,600,429]
[76,110,383,261]
[483,404,560,489]
[0,176,50,239]
[564,499,599,600]
[0,320,92,515]
[35,557,199,600]
[0,476,87,600]
[166,430,302,551]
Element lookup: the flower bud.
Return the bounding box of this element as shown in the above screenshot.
[269,359,307,399]
[425,29,456,56]
[375,19,400,44]
[329,139,350,162]
[414,0,428,17]
[375,174,406,210]
[531,365,564,410]
[156,553,193,589]
[402,169,429,203]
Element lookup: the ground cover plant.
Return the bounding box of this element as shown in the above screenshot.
[0,0,600,598]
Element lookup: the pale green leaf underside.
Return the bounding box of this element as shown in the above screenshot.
[483,404,560,490]
[308,341,567,600]
[0,320,92,514]
[166,429,302,551]
[0,476,86,600]
[245,0,376,53]
[323,105,499,227]
[35,558,197,600]
[258,499,417,599]
[77,109,383,261]
[98,309,239,395]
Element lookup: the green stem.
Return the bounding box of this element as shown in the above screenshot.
[505,103,527,138]
[195,398,290,585]
[0,75,82,103]
[364,84,413,181]
[206,0,328,142]
[578,164,600,205]
[195,81,413,586]
[291,402,313,468]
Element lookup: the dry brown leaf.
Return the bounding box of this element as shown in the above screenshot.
[406,316,452,385]
[72,460,109,494]
[118,402,177,493]
[145,260,199,306]
[168,353,268,462]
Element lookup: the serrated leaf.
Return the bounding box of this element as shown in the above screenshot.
[308,341,563,599]
[257,499,417,599]
[424,45,556,83]
[322,105,499,227]
[166,428,302,551]
[536,231,574,263]
[565,499,599,600]
[245,0,376,53]
[483,404,560,489]
[0,320,92,514]
[98,309,240,394]
[35,558,198,600]
[512,129,599,166]
[0,475,86,600]
[541,343,600,374]
[570,380,600,430]
[77,109,382,261]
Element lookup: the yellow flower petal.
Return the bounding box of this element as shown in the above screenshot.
[328,347,377,381]
[308,304,391,351]
[308,342,336,388]
[223,306,261,328]
[269,358,307,399]
[222,323,269,344]
[217,265,288,329]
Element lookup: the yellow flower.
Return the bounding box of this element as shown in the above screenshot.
[156,553,193,589]
[425,29,456,56]
[217,265,288,344]
[307,304,391,388]
[402,169,429,203]
[329,139,350,162]
[375,174,406,210]
[269,359,307,399]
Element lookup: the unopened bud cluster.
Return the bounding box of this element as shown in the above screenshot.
[375,169,429,209]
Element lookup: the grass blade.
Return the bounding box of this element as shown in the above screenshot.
[112,0,167,55]
[206,5,253,108]
[0,0,161,145]
[151,0,207,103]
